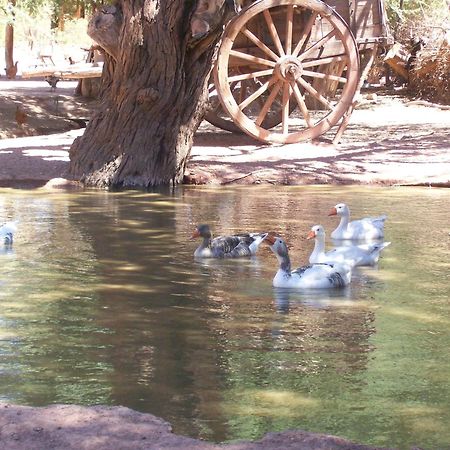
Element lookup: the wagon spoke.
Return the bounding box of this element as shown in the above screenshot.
[230,49,277,67]
[302,69,348,84]
[290,81,313,127]
[302,54,348,68]
[263,9,285,57]
[285,5,294,55]
[241,27,279,62]
[298,30,336,61]
[238,76,276,110]
[228,69,275,83]
[255,80,283,126]
[297,77,333,110]
[292,12,318,57]
[282,82,291,134]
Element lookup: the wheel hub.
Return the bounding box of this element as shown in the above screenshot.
[275,56,303,82]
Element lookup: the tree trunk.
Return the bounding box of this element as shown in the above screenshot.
[68,0,234,188]
[4,0,16,78]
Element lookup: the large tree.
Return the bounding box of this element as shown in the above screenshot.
[68,0,235,188]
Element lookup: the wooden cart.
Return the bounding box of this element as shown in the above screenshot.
[205,0,391,144]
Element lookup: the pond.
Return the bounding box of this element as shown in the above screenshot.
[0,185,449,449]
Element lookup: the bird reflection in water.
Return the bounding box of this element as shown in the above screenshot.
[273,286,353,313]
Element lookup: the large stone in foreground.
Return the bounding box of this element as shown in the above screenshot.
[0,403,393,450]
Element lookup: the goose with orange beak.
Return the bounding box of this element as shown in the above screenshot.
[264,233,351,289]
[307,225,390,267]
[328,203,387,240]
[191,224,267,258]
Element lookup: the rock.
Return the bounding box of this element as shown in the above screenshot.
[42,178,81,189]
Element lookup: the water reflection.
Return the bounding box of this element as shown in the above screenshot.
[273,286,353,312]
[0,186,450,449]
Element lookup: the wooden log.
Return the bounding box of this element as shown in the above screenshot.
[383,42,409,80]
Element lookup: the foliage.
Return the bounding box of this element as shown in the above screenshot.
[384,0,449,37]
[54,16,90,47]
[409,34,450,103]
[379,0,450,103]
[0,0,53,47]
[1,0,92,62]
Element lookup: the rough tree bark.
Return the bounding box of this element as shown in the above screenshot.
[68,0,235,188]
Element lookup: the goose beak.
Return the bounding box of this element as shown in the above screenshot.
[328,207,337,216]
[306,230,315,240]
[264,233,277,245]
[190,229,200,240]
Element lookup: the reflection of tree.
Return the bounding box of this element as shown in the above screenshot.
[69,191,231,440]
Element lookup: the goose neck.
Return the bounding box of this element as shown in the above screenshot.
[311,236,326,260]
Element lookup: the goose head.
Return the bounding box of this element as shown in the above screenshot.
[264,233,291,270]
[306,224,326,241]
[264,233,287,253]
[328,203,349,217]
[191,224,212,240]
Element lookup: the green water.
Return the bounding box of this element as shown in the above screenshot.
[0,185,449,449]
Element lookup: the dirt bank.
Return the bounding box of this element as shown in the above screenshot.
[0,403,393,450]
[0,79,449,188]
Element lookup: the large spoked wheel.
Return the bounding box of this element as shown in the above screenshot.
[205,75,297,133]
[213,0,360,144]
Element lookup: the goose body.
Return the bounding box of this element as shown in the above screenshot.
[307,225,390,267]
[329,203,387,240]
[192,224,267,258]
[0,222,17,245]
[265,234,351,289]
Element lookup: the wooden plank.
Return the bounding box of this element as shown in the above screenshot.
[22,63,103,80]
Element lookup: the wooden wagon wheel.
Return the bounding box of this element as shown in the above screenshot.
[205,75,297,133]
[213,0,360,144]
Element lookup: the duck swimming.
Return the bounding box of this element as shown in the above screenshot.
[191,224,267,258]
[329,203,387,240]
[307,225,391,267]
[264,233,352,289]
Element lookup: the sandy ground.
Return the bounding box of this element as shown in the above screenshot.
[0,78,449,188]
[0,78,445,449]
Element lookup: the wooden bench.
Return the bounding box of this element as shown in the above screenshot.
[22,62,104,89]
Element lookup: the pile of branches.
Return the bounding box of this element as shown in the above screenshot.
[408,28,450,104]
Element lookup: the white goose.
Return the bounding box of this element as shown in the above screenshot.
[307,225,391,267]
[264,233,352,289]
[0,221,17,245]
[191,224,267,258]
[329,203,387,240]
